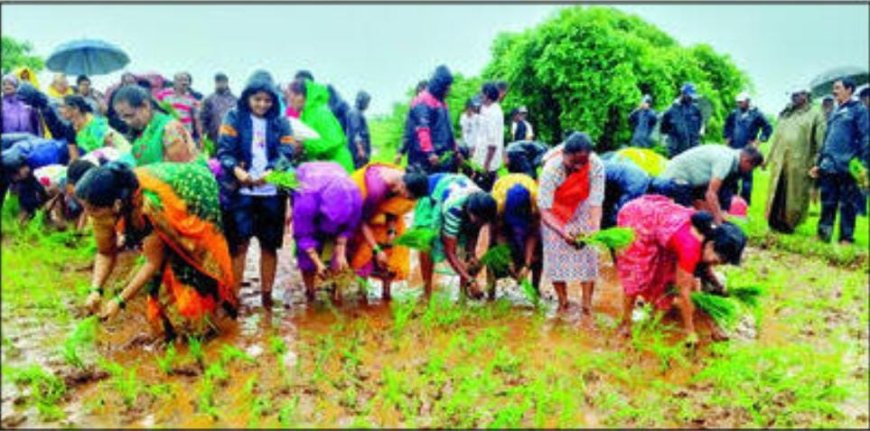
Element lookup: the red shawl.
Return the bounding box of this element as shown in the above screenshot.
[550,163,590,225]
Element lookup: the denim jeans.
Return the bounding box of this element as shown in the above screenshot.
[817,172,861,243]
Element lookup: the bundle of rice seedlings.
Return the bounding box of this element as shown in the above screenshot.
[520,279,540,307]
[463,159,486,174]
[263,170,300,190]
[480,245,512,275]
[691,292,739,329]
[576,227,636,251]
[394,227,438,252]
[727,285,763,308]
[849,158,868,189]
[438,151,455,165]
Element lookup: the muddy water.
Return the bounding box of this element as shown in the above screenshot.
[0,232,834,428]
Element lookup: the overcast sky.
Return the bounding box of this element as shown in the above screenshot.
[2,3,868,116]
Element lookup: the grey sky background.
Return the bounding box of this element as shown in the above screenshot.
[2,3,868,118]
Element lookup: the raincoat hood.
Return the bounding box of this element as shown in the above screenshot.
[303,80,331,113]
[355,91,371,111]
[427,65,453,101]
[237,70,282,119]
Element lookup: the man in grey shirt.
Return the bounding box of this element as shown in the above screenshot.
[655,144,764,223]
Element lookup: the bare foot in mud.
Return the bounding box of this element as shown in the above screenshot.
[557,301,571,313]
[710,324,730,342]
[616,322,632,339]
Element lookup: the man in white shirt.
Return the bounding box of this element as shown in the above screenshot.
[460,96,481,153]
[473,82,504,191]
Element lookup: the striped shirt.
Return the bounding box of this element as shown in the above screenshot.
[156,89,199,133]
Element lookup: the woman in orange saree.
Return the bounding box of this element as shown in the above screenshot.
[76,161,236,340]
[349,163,428,300]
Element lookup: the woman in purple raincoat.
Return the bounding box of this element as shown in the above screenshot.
[292,161,363,301]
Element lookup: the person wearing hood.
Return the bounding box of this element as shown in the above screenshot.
[346,91,372,168]
[628,95,658,148]
[765,88,827,233]
[291,161,363,303]
[661,83,704,158]
[403,65,458,174]
[723,92,773,205]
[291,70,350,134]
[616,195,747,345]
[111,84,198,166]
[46,73,74,102]
[2,74,43,136]
[217,70,298,308]
[200,73,238,145]
[286,78,355,172]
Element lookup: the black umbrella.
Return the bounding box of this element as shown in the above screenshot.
[809,66,868,99]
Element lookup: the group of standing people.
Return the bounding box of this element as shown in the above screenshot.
[627,79,868,245]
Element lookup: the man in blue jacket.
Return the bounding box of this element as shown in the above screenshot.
[810,77,870,244]
[403,65,457,174]
[660,83,703,158]
[723,92,773,205]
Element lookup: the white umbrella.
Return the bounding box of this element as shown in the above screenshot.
[289,117,320,141]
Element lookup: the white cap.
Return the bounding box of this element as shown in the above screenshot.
[735,91,751,102]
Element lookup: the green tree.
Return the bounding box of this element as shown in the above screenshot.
[372,6,749,156]
[483,6,749,151]
[1,36,44,74]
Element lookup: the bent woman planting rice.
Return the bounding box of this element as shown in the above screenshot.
[413,173,497,299]
[615,194,747,344]
[76,161,237,339]
[291,161,363,302]
[486,173,543,299]
[348,163,429,300]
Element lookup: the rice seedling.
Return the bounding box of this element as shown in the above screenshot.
[218,344,255,366]
[690,292,740,329]
[99,360,142,409]
[6,364,67,421]
[394,227,438,251]
[576,227,636,251]
[204,362,229,384]
[156,342,177,375]
[269,335,288,356]
[278,396,300,428]
[263,169,301,190]
[438,151,455,165]
[488,402,526,428]
[391,296,416,336]
[60,316,99,369]
[197,376,220,421]
[187,335,205,368]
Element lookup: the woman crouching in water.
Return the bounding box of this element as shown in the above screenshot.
[77,161,237,339]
